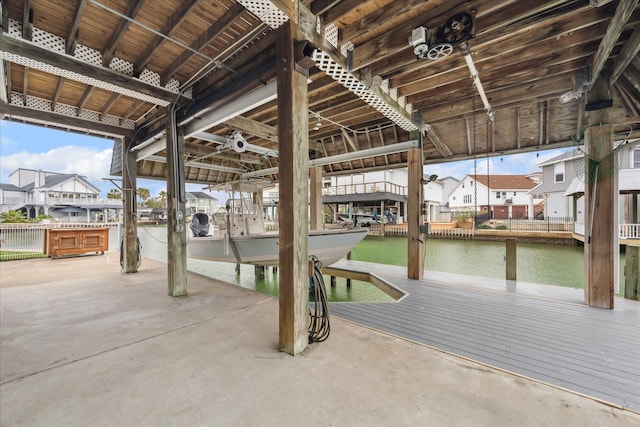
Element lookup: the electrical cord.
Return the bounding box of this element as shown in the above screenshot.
[308,255,330,343]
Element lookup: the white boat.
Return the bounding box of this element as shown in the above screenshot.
[187,180,368,266]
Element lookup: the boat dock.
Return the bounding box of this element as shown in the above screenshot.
[328,260,640,413]
[1,255,639,426]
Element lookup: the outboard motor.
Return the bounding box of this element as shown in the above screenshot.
[190,213,210,237]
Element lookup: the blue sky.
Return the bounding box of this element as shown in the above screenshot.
[1,120,566,199]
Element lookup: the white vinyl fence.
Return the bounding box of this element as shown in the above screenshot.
[0,223,121,261]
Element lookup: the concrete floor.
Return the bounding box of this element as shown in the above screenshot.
[1,254,639,426]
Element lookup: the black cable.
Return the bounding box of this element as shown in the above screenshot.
[308,255,330,343]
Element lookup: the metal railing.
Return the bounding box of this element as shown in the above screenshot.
[0,223,121,261]
[322,181,407,197]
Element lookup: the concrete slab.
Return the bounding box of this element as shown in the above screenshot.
[1,254,639,426]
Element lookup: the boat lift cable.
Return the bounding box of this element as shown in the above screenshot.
[308,255,330,343]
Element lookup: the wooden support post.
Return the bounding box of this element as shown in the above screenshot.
[310,166,323,230]
[330,276,336,287]
[584,72,615,309]
[277,21,309,355]
[626,246,639,300]
[166,106,188,297]
[255,265,265,279]
[122,136,138,273]
[625,193,639,300]
[506,238,517,281]
[407,132,424,280]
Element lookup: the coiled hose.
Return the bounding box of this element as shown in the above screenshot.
[308,255,330,343]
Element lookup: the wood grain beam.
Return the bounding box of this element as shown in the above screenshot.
[22,0,32,41]
[21,66,28,105]
[591,0,638,86]
[224,115,278,143]
[76,85,94,114]
[0,32,183,104]
[0,101,132,136]
[160,2,245,85]
[610,24,640,85]
[66,0,88,55]
[424,125,453,157]
[51,77,64,111]
[101,0,145,67]
[100,92,121,117]
[132,1,199,76]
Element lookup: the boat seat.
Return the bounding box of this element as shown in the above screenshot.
[190,213,210,237]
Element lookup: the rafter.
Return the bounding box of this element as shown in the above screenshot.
[0,101,132,137]
[0,32,184,105]
[132,1,199,77]
[160,2,245,85]
[591,0,638,86]
[101,0,145,67]
[66,0,88,55]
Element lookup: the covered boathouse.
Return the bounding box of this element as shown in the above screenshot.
[1,0,639,422]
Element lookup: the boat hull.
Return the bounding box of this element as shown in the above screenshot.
[187,228,368,266]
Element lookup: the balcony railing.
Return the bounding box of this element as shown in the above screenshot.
[322,181,407,197]
[574,223,639,240]
[3,196,123,208]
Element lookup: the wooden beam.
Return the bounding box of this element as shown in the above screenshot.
[166,107,188,297]
[22,0,32,41]
[22,66,28,106]
[310,166,323,230]
[66,0,88,55]
[225,115,278,143]
[610,24,640,85]
[160,2,245,85]
[276,20,309,356]
[591,0,638,87]
[51,77,65,111]
[584,71,615,309]
[132,1,199,76]
[76,86,94,115]
[100,92,121,117]
[0,101,132,136]
[0,33,182,104]
[122,136,139,273]
[407,136,424,280]
[101,0,145,67]
[424,125,453,157]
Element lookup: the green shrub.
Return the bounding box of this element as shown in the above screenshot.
[495,225,508,230]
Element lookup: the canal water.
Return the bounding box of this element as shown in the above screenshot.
[137,226,629,302]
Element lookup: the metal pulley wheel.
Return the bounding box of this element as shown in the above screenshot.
[440,12,474,45]
[427,43,453,60]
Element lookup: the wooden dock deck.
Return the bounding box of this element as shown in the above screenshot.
[328,260,640,412]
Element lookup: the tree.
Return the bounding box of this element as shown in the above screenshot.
[158,190,167,208]
[107,189,122,199]
[0,210,29,223]
[137,188,150,209]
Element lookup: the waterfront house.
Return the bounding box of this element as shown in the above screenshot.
[448,174,540,219]
[529,141,640,231]
[186,191,219,215]
[0,168,121,223]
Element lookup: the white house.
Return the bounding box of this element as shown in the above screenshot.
[530,141,640,226]
[0,168,121,222]
[449,174,540,219]
[186,191,219,215]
